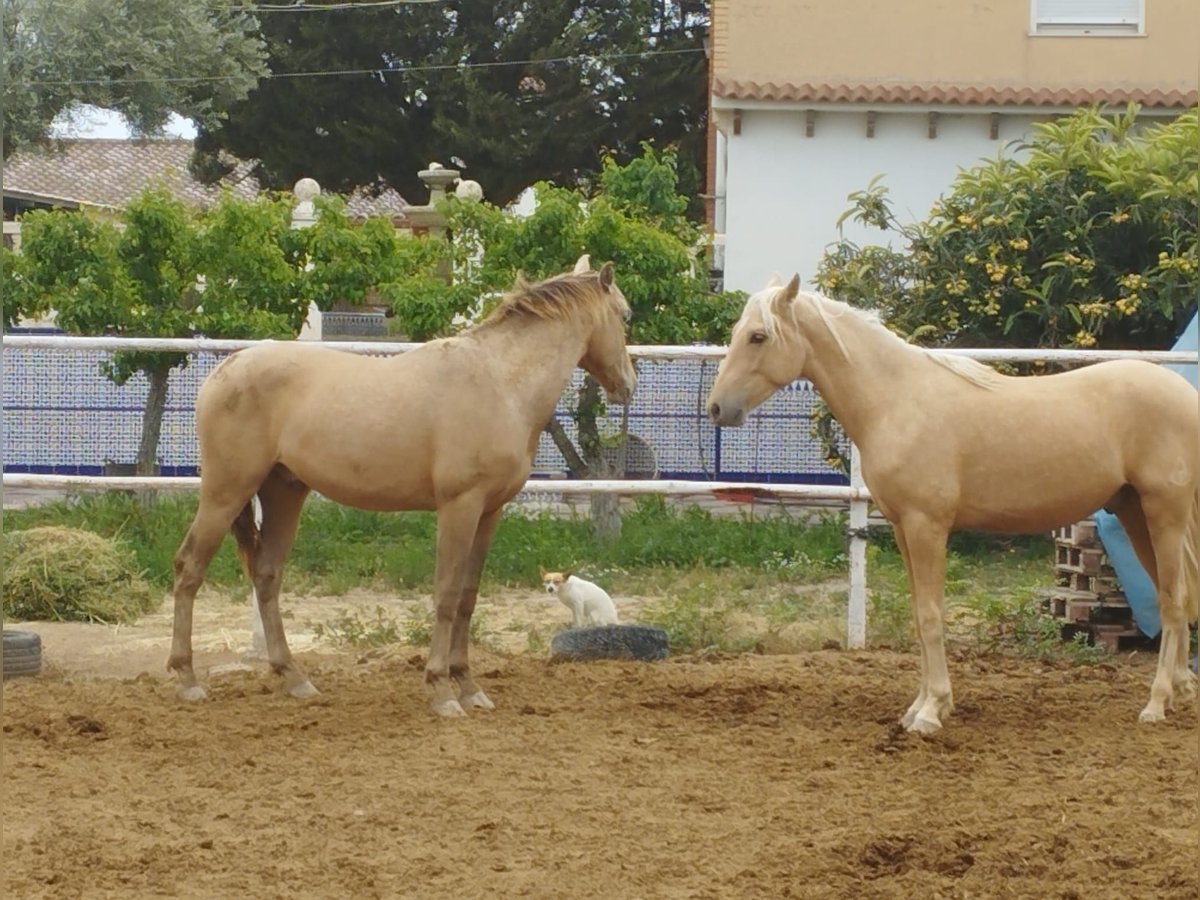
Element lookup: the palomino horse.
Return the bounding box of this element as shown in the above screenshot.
[169,256,636,716]
[708,274,1199,733]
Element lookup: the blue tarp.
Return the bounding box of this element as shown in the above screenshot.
[1093,313,1197,637]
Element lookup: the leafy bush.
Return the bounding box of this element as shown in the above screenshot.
[817,105,1198,350]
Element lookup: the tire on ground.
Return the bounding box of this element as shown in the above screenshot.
[549,624,669,662]
[3,630,43,679]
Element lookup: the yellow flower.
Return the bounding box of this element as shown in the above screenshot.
[1115,295,1140,315]
[1008,238,1029,251]
[1074,330,1097,348]
[1110,211,1129,223]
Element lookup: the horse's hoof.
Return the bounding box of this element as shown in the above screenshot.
[899,709,918,729]
[177,685,207,702]
[288,680,320,699]
[460,690,495,711]
[906,716,942,736]
[433,698,467,718]
[1138,707,1166,723]
[1176,673,1198,699]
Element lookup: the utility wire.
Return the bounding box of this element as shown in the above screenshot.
[16,46,705,88]
[224,0,444,10]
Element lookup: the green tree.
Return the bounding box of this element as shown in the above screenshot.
[389,145,739,535]
[2,0,266,156]
[816,105,1198,350]
[194,1,708,210]
[8,189,311,474]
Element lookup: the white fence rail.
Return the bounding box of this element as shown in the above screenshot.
[3,333,1197,364]
[2,335,1195,649]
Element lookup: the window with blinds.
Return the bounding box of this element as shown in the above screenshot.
[1031,0,1144,34]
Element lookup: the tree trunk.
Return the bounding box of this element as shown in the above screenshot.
[544,417,590,478]
[137,365,171,477]
[576,376,622,540]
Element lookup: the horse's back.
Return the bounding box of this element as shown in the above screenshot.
[1068,359,1198,436]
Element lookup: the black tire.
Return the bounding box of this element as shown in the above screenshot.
[549,624,669,662]
[3,630,43,679]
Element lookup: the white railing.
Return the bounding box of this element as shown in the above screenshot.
[2,334,1195,649]
[3,333,1197,364]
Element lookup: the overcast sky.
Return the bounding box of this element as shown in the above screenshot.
[51,106,197,139]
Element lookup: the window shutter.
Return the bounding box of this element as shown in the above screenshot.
[1034,0,1141,26]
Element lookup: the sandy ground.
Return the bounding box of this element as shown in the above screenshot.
[2,589,1198,899]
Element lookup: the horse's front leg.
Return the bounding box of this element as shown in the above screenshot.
[895,516,953,734]
[449,507,503,711]
[426,494,488,718]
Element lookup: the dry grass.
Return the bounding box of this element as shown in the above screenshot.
[2,526,160,624]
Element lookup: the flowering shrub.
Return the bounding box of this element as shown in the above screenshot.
[816,105,1198,350]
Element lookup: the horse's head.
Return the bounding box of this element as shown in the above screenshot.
[576,256,636,404]
[708,273,805,427]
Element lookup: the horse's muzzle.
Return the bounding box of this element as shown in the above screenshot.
[708,401,746,427]
[605,374,636,405]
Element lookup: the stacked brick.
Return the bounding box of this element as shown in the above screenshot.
[1045,519,1146,652]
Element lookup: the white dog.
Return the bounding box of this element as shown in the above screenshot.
[540,568,619,627]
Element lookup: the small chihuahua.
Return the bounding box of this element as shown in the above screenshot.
[540,568,620,627]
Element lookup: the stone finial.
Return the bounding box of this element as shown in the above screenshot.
[293,178,321,202]
[292,178,321,228]
[455,179,483,202]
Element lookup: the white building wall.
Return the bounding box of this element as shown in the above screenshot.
[719,108,1037,294]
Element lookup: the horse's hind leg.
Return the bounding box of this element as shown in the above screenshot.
[236,469,314,698]
[1133,490,1192,722]
[1106,489,1193,700]
[449,507,503,710]
[169,493,250,700]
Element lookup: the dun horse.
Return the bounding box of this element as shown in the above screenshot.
[708,274,1199,733]
[169,256,635,717]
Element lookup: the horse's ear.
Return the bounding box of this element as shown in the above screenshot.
[598,261,614,289]
[563,569,573,580]
[780,273,800,303]
[538,566,547,577]
[766,273,783,288]
[573,254,591,274]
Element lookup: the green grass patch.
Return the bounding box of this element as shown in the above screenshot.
[5,492,1099,663]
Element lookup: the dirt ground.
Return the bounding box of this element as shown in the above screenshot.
[3,588,1198,900]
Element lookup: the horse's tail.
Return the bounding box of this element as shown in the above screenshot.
[1183,484,1200,624]
[231,496,269,658]
[230,497,262,584]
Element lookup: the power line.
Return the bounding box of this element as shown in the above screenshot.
[225,0,443,11]
[16,46,705,88]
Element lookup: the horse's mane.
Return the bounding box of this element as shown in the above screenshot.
[474,271,628,331]
[926,352,1006,390]
[752,286,1004,391]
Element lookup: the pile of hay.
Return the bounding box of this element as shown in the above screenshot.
[2,527,160,625]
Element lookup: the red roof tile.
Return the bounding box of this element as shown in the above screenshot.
[712,78,1198,108]
[3,139,409,220]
